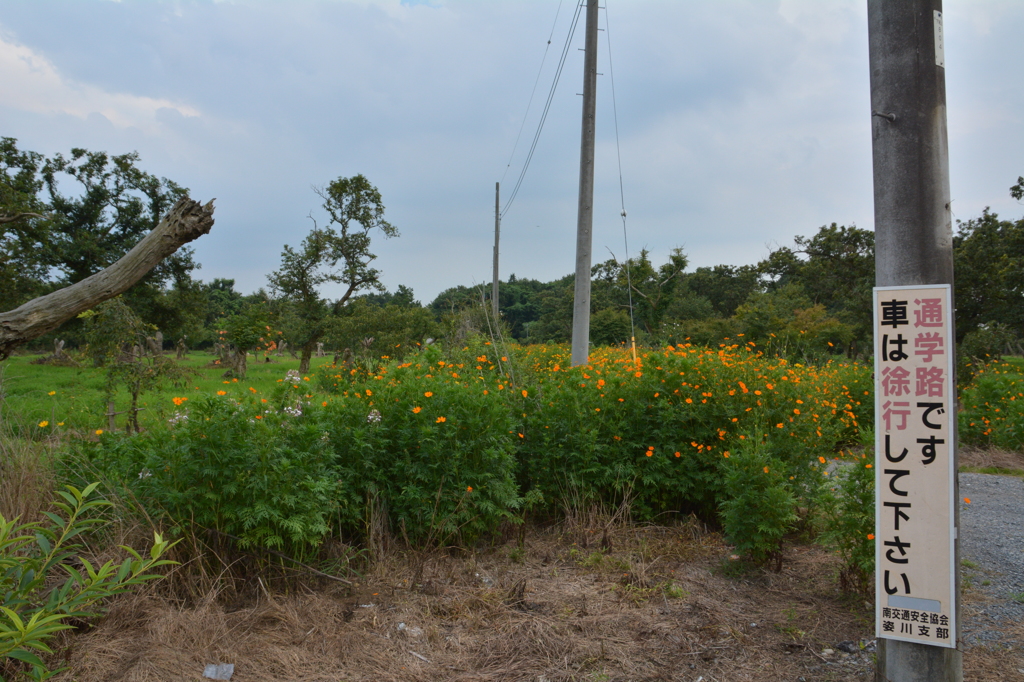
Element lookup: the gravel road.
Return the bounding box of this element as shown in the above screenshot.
[959,472,1024,646]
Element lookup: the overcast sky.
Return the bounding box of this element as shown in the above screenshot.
[2,0,1022,303]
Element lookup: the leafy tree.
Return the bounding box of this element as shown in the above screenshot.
[358,283,420,308]
[497,276,548,341]
[751,224,874,356]
[430,284,483,316]
[82,298,193,432]
[529,275,575,343]
[592,248,689,338]
[328,298,438,361]
[41,148,190,286]
[682,264,759,318]
[0,138,51,306]
[953,208,1024,342]
[269,175,398,374]
[733,283,852,361]
[1011,176,1023,202]
[219,302,275,378]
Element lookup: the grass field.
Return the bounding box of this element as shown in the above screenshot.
[0,350,340,438]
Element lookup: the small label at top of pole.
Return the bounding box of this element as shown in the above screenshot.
[934,11,945,68]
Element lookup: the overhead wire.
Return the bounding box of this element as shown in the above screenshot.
[603,1,639,364]
[500,0,585,219]
[500,0,566,186]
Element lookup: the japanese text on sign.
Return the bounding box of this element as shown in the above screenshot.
[874,285,957,648]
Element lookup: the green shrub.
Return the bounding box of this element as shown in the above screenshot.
[815,452,875,593]
[86,395,352,559]
[959,359,1024,450]
[322,353,522,545]
[718,444,798,566]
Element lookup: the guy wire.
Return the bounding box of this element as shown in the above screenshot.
[604,1,638,364]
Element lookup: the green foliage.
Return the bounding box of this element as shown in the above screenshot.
[85,395,350,559]
[959,358,1024,450]
[957,322,1020,386]
[328,298,437,361]
[0,138,50,308]
[1,483,175,679]
[1,138,198,348]
[1011,176,1024,202]
[954,209,1024,343]
[81,298,194,433]
[718,444,798,566]
[815,453,875,593]
[516,343,869,536]
[733,284,853,362]
[320,346,522,545]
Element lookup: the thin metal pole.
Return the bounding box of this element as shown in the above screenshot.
[571,0,599,367]
[868,1,961,680]
[492,182,500,321]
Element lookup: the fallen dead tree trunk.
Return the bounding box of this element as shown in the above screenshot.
[0,197,215,360]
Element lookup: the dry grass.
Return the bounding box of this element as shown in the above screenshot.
[960,445,1024,474]
[38,513,1024,682]
[0,430,57,524]
[43,519,885,682]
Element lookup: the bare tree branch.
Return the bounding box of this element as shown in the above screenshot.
[0,212,47,225]
[0,197,215,360]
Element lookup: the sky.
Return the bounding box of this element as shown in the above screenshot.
[1,0,1022,304]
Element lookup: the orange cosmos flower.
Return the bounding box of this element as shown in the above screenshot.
[413,406,422,414]
[436,416,446,423]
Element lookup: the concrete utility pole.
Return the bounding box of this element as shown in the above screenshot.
[570,0,599,367]
[492,182,500,321]
[867,1,961,680]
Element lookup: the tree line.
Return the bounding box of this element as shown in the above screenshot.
[3,136,1022,369]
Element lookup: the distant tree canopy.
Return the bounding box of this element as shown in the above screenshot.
[6,138,1019,366]
[422,189,1024,364]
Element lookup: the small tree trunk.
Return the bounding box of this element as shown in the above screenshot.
[299,344,313,375]
[129,381,141,433]
[233,349,248,378]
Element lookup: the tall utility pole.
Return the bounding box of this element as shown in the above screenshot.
[570,0,599,367]
[492,182,500,321]
[868,2,962,680]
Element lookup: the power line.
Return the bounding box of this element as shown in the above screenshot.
[501,0,585,219]
[500,0,565,186]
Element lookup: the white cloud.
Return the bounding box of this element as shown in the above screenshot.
[0,28,199,133]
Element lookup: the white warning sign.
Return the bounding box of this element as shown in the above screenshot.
[873,285,957,648]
